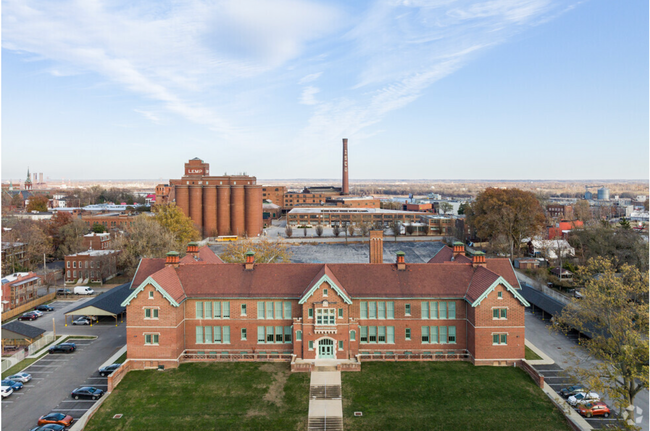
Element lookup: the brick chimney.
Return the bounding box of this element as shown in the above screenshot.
[186,242,199,259]
[245,251,255,270]
[472,251,487,267]
[396,251,406,271]
[452,241,465,260]
[369,230,384,263]
[342,138,349,195]
[165,251,180,268]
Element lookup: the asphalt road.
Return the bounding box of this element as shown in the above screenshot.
[525,309,649,430]
[1,299,126,431]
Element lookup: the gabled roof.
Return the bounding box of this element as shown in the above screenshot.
[131,258,166,288]
[427,246,472,264]
[299,265,352,304]
[2,320,46,339]
[465,266,529,307]
[67,282,131,316]
[122,266,185,308]
[179,247,223,264]
[486,258,521,289]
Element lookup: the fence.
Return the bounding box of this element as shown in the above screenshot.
[1,349,27,373]
[358,349,470,362]
[521,281,571,305]
[181,350,293,363]
[1,292,57,322]
[28,332,55,356]
[107,361,132,392]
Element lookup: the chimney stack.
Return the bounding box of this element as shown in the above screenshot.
[342,138,349,195]
[165,251,180,267]
[369,230,384,263]
[452,241,465,260]
[396,251,406,271]
[186,242,199,259]
[472,251,487,267]
[245,251,255,270]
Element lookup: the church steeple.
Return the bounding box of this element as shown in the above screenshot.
[24,168,33,191]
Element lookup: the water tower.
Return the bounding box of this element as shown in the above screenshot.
[597,187,610,201]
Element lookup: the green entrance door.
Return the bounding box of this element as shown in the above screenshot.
[318,339,334,359]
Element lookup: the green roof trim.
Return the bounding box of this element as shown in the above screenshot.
[245,251,255,256]
[188,241,198,246]
[453,241,464,246]
[473,251,485,256]
[469,276,530,308]
[166,251,180,257]
[121,276,181,308]
[396,251,405,256]
[299,274,353,305]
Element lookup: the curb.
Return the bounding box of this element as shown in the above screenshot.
[99,345,126,370]
[68,390,110,431]
[524,339,555,365]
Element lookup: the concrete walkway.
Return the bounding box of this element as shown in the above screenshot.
[308,367,344,431]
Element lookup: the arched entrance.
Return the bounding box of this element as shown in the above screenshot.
[318,338,335,359]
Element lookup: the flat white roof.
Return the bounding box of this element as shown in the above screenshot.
[288,208,426,215]
[67,250,117,257]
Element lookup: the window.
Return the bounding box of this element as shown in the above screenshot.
[493,308,507,319]
[387,326,395,344]
[350,330,356,341]
[257,302,264,319]
[66,261,70,268]
[493,334,507,345]
[387,302,394,319]
[422,326,429,343]
[145,334,159,345]
[360,302,368,319]
[266,326,274,343]
[266,301,273,319]
[448,326,456,343]
[338,340,344,350]
[283,302,292,319]
[338,308,343,319]
[369,302,377,319]
[296,330,302,341]
[223,302,230,319]
[308,341,314,350]
[323,288,328,297]
[274,302,282,319]
[241,328,247,340]
[73,270,77,278]
[73,261,76,268]
[258,327,265,343]
[308,308,313,318]
[205,302,212,319]
[359,326,394,344]
[422,302,429,319]
[316,309,336,325]
[241,304,247,316]
[66,270,70,278]
[440,302,447,319]
[378,302,385,319]
[196,302,203,319]
[405,328,411,340]
[378,326,386,343]
[448,302,456,319]
[144,308,158,319]
[149,291,154,299]
[284,326,292,343]
[498,291,503,299]
[405,304,411,315]
[422,301,455,319]
[275,326,283,343]
[360,326,368,343]
[257,326,292,344]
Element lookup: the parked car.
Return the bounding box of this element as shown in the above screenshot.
[18,312,39,321]
[1,385,13,398]
[578,402,611,418]
[56,289,72,295]
[73,286,94,295]
[6,372,32,383]
[568,392,600,406]
[1,379,23,391]
[559,384,588,398]
[29,425,66,431]
[49,343,76,354]
[98,363,121,377]
[37,412,74,426]
[32,310,44,317]
[34,304,54,312]
[71,387,104,400]
[72,317,91,326]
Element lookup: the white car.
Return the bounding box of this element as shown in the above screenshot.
[72,317,91,326]
[6,372,32,383]
[1,385,13,398]
[32,310,44,317]
[568,392,600,406]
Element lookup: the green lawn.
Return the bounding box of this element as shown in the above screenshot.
[525,346,543,361]
[85,362,310,431]
[342,362,570,431]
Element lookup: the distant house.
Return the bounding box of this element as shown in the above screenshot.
[550,267,573,281]
[64,250,119,284]
[1,272,43,311]
[83,232,112,250]
[547,220,584,240]
[528,240,575,260]
[2,320,46,347]
[1,242,29,275]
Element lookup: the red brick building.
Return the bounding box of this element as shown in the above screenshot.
[64,250,119,283]
[121,238,529,370]
[83,232,112,250]
[1,272,42,311]
[162,158,263,238]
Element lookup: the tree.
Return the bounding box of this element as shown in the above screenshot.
[389,220,401,242]
[47,212,74,255]
[303,226,308,237]
[457,202,468,215]
[347,224,356,237]
[153,203,200,244]
[574,200,592,223]
[112,216,180,277]
[567,225,648,271]
[438,202,453,215]
[3,219,52,269]
[285,226,293,238]
[421,224,430,236]
[554,258,648,425]
[92,223,107,233]
[358,222,371,238]
[26,194,49,212]
[465,188,546,260]
[315,225,323,237]
[220,239,292,263]
[58,219,88,258]
[332,225,340,237]
[619,218,631,229]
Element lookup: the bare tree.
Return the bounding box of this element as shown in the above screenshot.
[389,220,401,242]
[332,225,341,237]
[359,222,371,238]
[303,226,308,237]
[405,224,415,235]
[347,224,356,237]
[315,225,324,237]
[285,226,293,238]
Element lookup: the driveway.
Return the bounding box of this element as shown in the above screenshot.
[526,309,648,430]
[1,299,126,431]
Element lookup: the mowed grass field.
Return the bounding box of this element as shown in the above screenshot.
[85,362,310,431]
[342,362,570,431]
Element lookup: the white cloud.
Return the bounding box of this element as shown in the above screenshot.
[299,72,323,84]
[300,86,320,105]
[134,109,162,124]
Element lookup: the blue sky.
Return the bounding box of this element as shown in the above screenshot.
[2,0,648,181]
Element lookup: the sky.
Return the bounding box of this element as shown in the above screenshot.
[2,0,648,181]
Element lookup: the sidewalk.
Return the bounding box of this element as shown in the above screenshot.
[308,367,343,431]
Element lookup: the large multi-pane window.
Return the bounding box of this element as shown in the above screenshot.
[316,308,336,325]
[144,308,158,319]
[360,301,395,319]
[257,301,292,319]
[493,334,507,345]
[492,308,507,319]
[359,326,395,344]
[257,326,293,343]
[195,301,230,319]
[421,326,456,344]
[144,334,159,345]
[195,326,230,344]
[421,301,456,319]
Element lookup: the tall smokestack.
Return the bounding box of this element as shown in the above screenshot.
[342,138,349,195]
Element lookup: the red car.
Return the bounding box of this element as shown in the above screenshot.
[38,412,74,426]
[578,402,611,418]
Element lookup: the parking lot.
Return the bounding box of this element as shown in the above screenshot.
[1,298,126,431]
